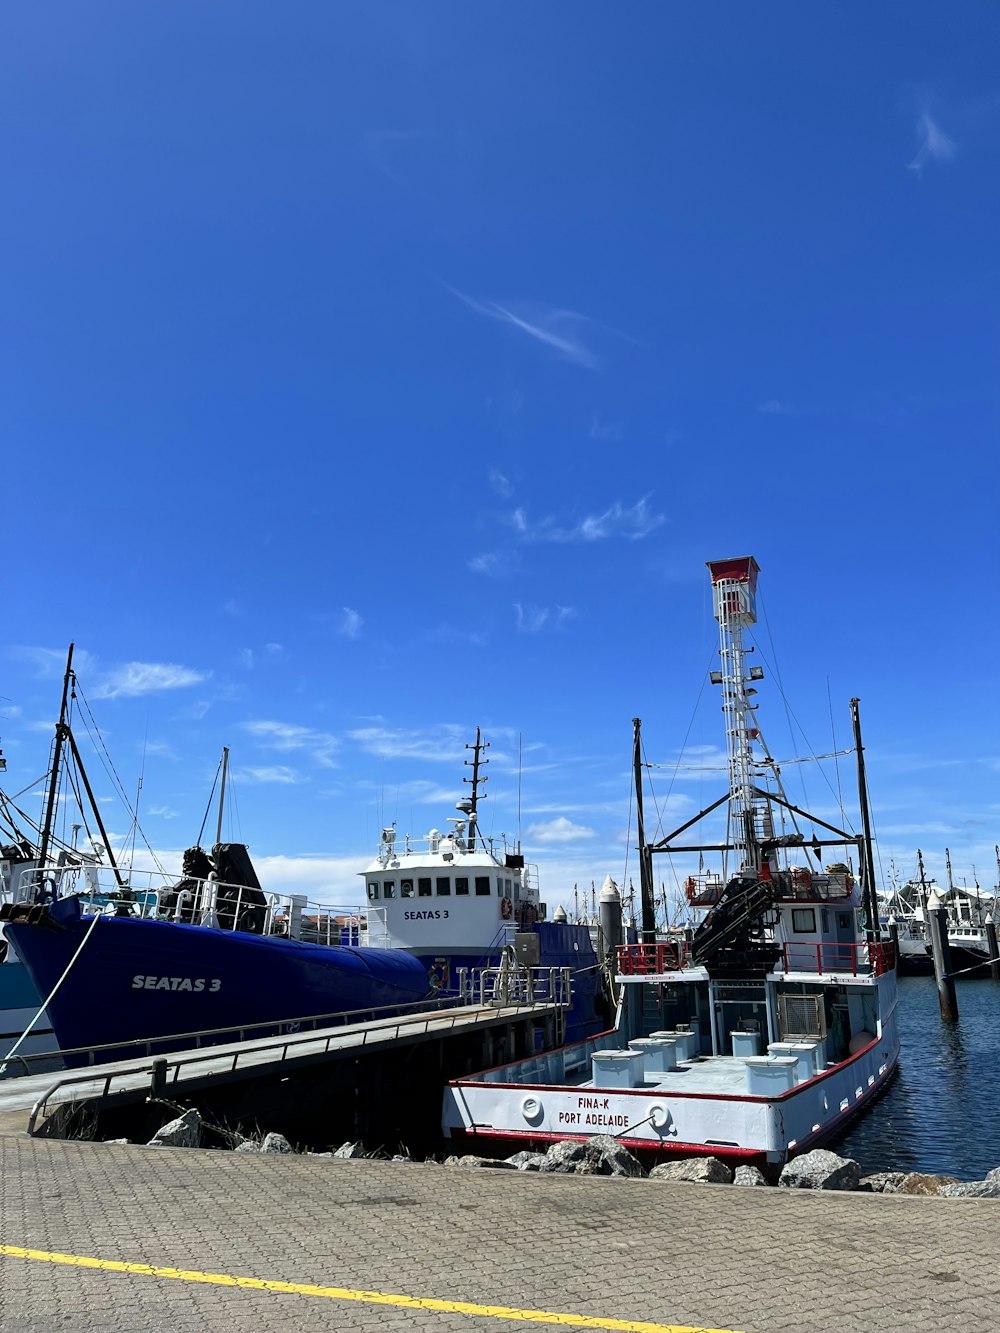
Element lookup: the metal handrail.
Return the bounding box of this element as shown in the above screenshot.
[26,970,571,1134]
[8,992,461,1074]
[14,863,368,945]
[615,942,689,975]
[781,940,896,977]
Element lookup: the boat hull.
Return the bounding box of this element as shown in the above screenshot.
[444,1028,900,1167]
[0,937,58,1073]
[443,968,901,1167]
[5,898,433,1064]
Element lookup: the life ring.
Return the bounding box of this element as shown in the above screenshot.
[500,896,514,920]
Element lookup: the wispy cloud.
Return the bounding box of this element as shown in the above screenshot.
[10,646,98,679]
[514,604,576,634]
[242,720,340,767]
[143,741,179,761]
[360,778,464,807]
[526,816,597,844]
[348,724,469,763]
[467,551,519,579]
[426,623,488,648]
[756,400,795,416]
[340,608,363,640]
[445,283,602,369]
[178,699,213,721]
[146,803,180,819]
[240,648,254,671]
[93,662,209,700]
[908,110,956,176]
[239,765,303,785]
[489,468,513,497]
[364,128,426,187]
[508,496,664,544]
[589,415,623,442]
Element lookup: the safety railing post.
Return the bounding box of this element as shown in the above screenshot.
[150,1057,167,1099]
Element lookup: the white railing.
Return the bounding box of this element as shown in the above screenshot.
[455,964,572,1010]
[12,863,367,945]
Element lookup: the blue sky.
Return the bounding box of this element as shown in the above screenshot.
[2,3,997,916]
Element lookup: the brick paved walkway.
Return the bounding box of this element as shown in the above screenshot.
[1,1137,998,1332]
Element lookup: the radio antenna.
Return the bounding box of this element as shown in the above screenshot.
[517,733,522,853]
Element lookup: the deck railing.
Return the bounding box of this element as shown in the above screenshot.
[781,940,896,977]
[456,965,571,1009]
[615,942,689,975]
[6,864,365,947]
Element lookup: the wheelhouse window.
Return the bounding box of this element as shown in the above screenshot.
[791,908,816,933]
[367,881,379,900]
[383,880,395,900]
[475,876,491,896]
[418,878,432,897]
[436,877,451,896]
[400,878,414,898]
[455,876,469,896]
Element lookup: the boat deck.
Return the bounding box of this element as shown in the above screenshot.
[604,1054,751,1095]
[463,1047,782,1096]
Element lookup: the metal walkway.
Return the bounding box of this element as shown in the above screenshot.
[0,997,562,1136]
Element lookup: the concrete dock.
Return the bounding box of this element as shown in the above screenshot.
[1,1134,999,1332]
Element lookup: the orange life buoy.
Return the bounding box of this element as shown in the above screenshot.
[500,896,513,920]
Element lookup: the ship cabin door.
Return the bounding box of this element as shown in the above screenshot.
[712,982,769,1057]
[833,908,857,971]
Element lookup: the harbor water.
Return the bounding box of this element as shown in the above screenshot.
[833,974,1000,1179]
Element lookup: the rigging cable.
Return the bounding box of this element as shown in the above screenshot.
[72,682,166,874]
[747,628,857,836]
[827,677,847,833]
[645,747,854,771]
[754,591,810,812]
[195,754,223,848]
[620,763,633,906]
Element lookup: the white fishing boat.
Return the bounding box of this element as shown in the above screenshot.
[442,556,900,1169]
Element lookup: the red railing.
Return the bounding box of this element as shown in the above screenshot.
[773,870,855,902]
[615,942,689,975]
[782,940,896,977]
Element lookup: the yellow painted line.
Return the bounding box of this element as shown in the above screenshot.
[0,1244,742,1333]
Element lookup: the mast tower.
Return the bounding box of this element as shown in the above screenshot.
[707,557,765,872]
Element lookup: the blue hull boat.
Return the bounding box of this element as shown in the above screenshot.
[4,894,433,1064]
[2,727,608,1066]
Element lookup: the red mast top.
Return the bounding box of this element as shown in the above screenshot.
[706,556,760,588]
[707,556,760,629]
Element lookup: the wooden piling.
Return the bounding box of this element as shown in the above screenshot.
[926,904,959,1021]
[986,915,1000,983]
[887,918,899,957]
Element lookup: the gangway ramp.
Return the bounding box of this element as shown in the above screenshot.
[0,996,565,1138]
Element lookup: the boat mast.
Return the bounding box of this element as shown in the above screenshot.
[917,847,929,910]
[945,846,955,896]
[463,728,488,852]
[849,697,880,944]
[35,644,127,895]
[632,717,657,941]
[215,746,230,846]
[36,644,75,885]
[707,558,763,873]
